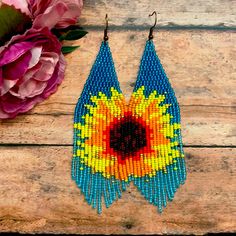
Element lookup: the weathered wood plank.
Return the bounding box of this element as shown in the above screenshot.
[31,30,236,114]
[0,105,235,145]
[0,146,235,234]
[0,1,235,235]
[0,32,235,144]
[80,0,236,27]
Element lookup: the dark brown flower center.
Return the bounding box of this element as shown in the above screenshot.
[109,116,147,160]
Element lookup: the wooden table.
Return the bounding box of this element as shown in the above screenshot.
[0,0,235,234]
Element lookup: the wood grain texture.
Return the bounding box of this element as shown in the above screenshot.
[3,30,235,115]
[34,30,236,113]
[0,0,235,234]
[0,105,235,145]
[0,146,235,234]
[1,31,235,146]
[80,0,236,27]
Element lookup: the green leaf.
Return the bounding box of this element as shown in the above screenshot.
[62,46,80,54]
[59,30,88,41]
[0,4,31,45]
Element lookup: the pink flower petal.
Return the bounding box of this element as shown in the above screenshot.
[55,0,83,28]
[1,93,27,113]
[0,79,18,96]
[18,96,44,114]
[3,51,32,80]
[28,46,42,69]
[16,79,48,98]
[29,0,52,16]
[43,53,66,97]
[19,63,41,85]
[33,2,68,30]
[0,68,3,87]
[0,42,33,66]
[0,93,44,118]
[0,105,11,119]
[2,0,30,15]
[33,52,59,82]
[6,63,41,98]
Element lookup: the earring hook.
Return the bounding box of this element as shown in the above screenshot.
[148,11,157,40]
[104,14,109,42]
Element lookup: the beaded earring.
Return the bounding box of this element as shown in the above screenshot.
[72,12,186,214]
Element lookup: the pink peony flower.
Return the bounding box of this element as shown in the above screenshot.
[0,0,84,119]
[0,27,66,119]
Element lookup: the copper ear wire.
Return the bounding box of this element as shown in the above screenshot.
[148,11,157,40]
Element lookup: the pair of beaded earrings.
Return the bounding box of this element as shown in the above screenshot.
[72,12,186,214]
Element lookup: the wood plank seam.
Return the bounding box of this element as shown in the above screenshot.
[82,25,236,31]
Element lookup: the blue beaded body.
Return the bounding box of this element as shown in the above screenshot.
[72,40,186,214]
